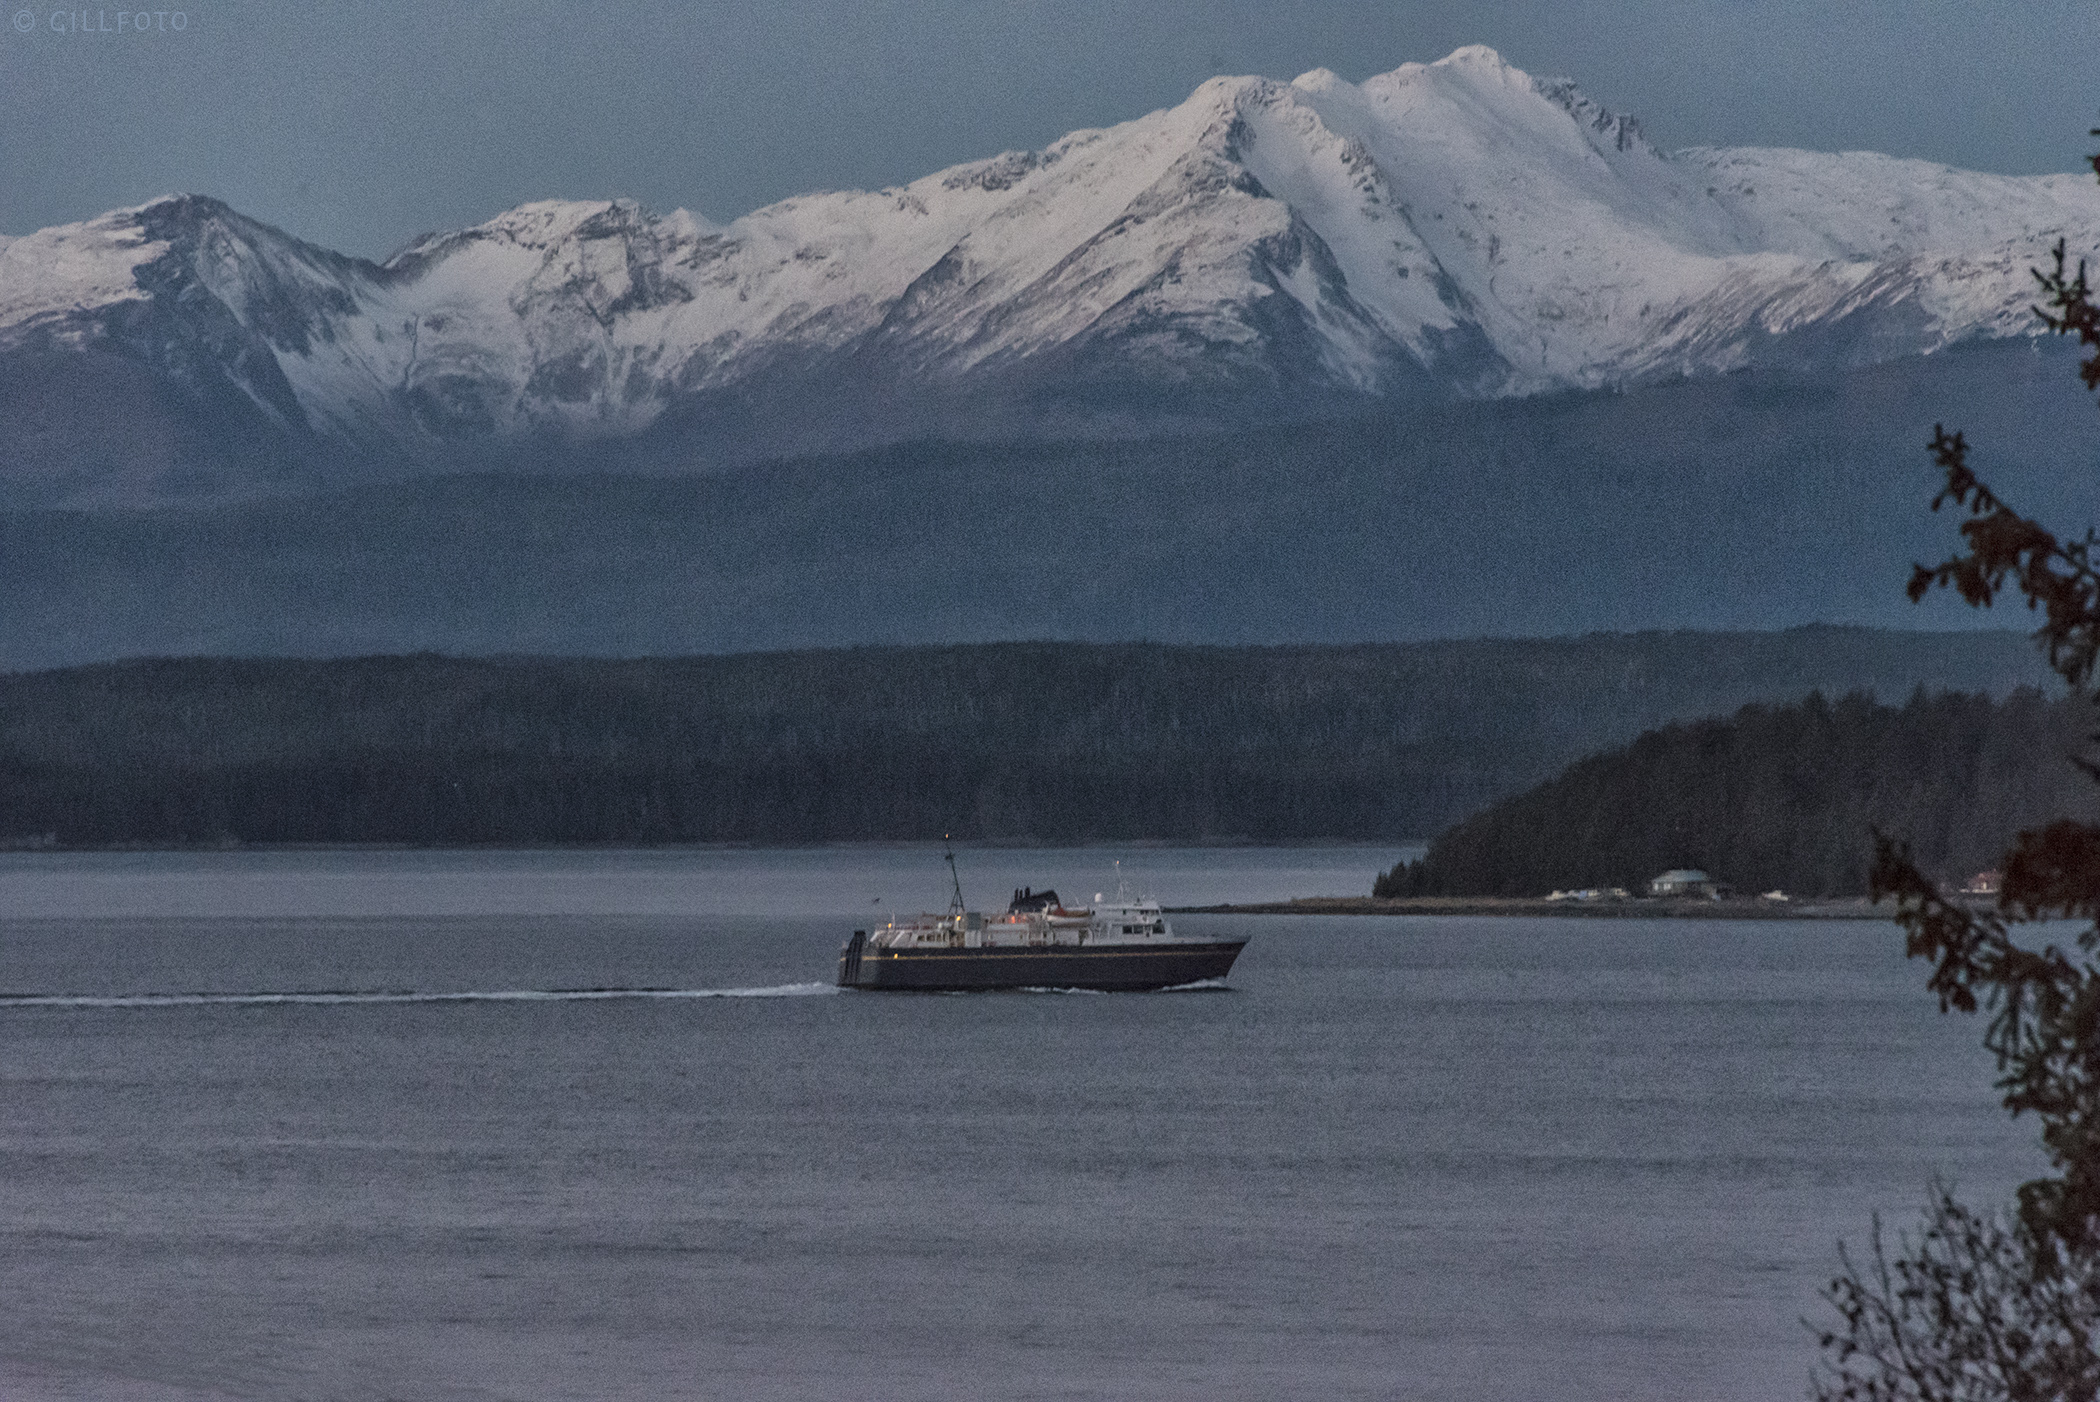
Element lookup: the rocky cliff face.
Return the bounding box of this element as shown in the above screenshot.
[5,45,2098,504]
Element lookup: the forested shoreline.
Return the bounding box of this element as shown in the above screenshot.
[0,630,2049,848]
[1378,688,2098,898]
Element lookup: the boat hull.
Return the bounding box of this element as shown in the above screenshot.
[837,935,1247,992]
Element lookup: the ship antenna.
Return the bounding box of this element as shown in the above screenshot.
[945,835,965,915]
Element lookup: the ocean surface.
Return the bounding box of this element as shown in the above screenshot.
[0,848,2039,1402]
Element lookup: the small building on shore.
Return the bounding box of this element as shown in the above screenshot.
[1545,887,1632,903]
[1648,868,1725,898]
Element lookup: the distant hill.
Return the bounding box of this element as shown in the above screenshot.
[1377,688,2098,898]
[7,337,2100,671]
[0,631,2056,847]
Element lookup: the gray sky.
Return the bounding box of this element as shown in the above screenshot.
[1,0,2090,260]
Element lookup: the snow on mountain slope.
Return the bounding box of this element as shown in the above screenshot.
[4,44,2098,467]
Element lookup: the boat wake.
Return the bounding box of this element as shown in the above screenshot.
[1011,979,1231,995]
[0,983,840,1010]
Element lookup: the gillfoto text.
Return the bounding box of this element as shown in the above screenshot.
[18,10,190,32]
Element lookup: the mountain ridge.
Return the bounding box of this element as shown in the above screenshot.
[5,45,2098,504]
[9,335,2100,669]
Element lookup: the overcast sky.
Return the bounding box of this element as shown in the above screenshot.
[1,0,2090,259]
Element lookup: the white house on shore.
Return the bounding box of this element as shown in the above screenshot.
[1649,868,1725,898]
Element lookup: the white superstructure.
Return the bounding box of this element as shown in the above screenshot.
[867,897,1191,952]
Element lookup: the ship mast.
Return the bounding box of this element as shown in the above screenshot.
[944,834,965,916]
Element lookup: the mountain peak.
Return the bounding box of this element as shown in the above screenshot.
[1436,42,1515,69]
[1371,43,1523,90]
[110,193,322,247]
[464,198,654,247]
[112,191,223,221]
[1289,67,1348,94]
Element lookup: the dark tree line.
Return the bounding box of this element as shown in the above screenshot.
[0,633,2040,848]
[1376,687,2098,899]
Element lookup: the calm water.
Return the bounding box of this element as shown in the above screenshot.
[0,849,2037,1402]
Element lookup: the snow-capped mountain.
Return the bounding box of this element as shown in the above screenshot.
[5,44,2098,499]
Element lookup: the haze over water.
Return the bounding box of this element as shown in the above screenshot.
[0,849,2036,1400]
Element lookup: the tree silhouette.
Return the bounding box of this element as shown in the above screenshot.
[1817,138,2100,1400]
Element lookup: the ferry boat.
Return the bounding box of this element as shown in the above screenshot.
[836,852,1248,993]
